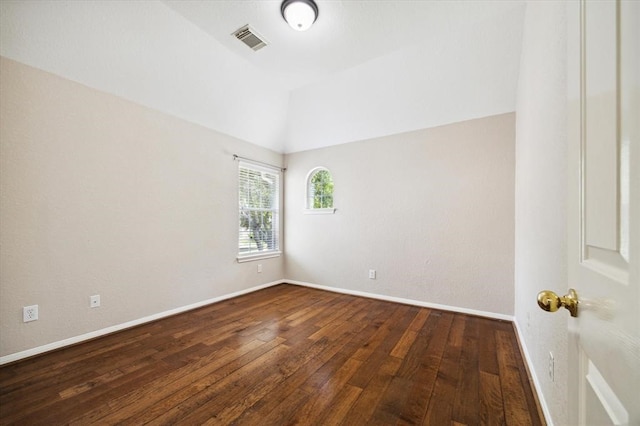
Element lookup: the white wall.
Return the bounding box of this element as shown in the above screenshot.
[514,2,568,425]
[284,6,525,153]
[0,57,518,360]
[0,57,284,359]
[0,0,290,152]
[0,0,526,158]
[284,114,515,316]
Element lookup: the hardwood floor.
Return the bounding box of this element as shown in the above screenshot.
[0,284,544,425]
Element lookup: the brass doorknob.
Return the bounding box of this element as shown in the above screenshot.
[537,288,579,317]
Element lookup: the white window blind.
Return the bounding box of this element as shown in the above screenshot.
[238,161,280,259]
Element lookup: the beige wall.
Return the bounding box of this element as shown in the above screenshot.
[0,57,284,358]
[0,57,518,360]
[284,113,515,316]
[514,2,568,425]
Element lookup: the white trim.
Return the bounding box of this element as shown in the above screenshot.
[303,208,336,215]
[1,279,522,365]
[0,280,285,366]
[513,319,554,426]
[285,279,514,321]
[236,158,282,173]
[236,251,282,263]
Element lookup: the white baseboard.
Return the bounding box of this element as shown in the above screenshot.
[0,280,285,366]
[512,319,554,426]
[1,279,552,425]
[287,280,553,420]
[285,280,514,322]
[1,279,515,365]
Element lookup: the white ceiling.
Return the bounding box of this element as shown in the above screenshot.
[163,0,525,91]
[0,0,527,153]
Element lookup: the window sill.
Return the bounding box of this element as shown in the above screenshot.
[304,208,336,215]
[237,251,282,263]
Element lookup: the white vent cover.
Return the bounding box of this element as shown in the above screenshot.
[233,25,267,51]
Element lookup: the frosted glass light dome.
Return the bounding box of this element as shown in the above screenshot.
[281,0,318,32]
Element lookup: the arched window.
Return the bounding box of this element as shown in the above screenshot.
[306,167,335,213]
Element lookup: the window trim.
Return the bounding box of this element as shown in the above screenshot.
[304,208,336,215]
[304,166,336,214]
[236,251,282,263]
[237,160,282,262]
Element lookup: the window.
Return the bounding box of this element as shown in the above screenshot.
[238,161,281,261]
[306,167,335,214]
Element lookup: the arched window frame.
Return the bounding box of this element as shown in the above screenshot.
[304,167,336,215]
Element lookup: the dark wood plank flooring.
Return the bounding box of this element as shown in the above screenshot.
[0,284,544,425]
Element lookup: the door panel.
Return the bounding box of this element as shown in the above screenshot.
[568,0,639,425]
[584,0,618,252]
[583,357,628,425]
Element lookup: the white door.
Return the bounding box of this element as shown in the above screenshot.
[566,0,639,424]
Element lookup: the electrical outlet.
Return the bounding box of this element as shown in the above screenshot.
[90,295,101,308]
[369,269,376,279]
[548,352,555,381]
[257,264,262,273]
[23,305,38,322]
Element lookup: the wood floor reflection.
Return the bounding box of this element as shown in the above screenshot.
[0,284,544,425]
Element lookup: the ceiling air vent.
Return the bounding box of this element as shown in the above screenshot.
[233,25,267,51]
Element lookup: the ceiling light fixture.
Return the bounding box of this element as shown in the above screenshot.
[281,0,318,32]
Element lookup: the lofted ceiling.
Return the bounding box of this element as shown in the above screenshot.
[163,0,525,91]
[0,0,526,153]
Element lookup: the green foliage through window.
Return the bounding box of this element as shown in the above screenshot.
[238,163,279,255]
[308,169,334,209]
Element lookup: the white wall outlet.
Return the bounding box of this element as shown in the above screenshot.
[257,264,262,273]
[90,295,101,308]
[548,351,555,381]
[369,269,376,279]
[23,305,38,322]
